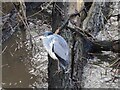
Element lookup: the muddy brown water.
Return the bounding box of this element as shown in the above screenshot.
[2,28,48,88]
[2,30,33,88]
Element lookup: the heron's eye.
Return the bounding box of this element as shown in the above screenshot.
[44,31,53,36]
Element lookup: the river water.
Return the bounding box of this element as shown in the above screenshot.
[2,22,50,88]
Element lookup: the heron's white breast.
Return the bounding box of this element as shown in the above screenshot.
[42,36,58,60]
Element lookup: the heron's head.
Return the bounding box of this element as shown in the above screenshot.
[43,31,53,37]
[40,31,53,40]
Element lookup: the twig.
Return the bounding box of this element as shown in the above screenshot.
[55,18,69,34]
[54,3,65,16]
[19,1,41,52]
[108,58,120,67]
[66,26,84,35]
[111,61,120,82]
[74,26,95,38]
[27,0,53,18]
[66,26,95,43]
[0,46,7,55]
[54,6,87,34]
[12,2,40,53]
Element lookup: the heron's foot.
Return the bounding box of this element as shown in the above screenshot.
[53,69,62,76]
[64,69,70,74]
[64,68,71,74]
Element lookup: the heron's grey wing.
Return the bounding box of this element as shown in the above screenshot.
[55,35,69,51]
[52,35,69,64]
[42,36,58,60]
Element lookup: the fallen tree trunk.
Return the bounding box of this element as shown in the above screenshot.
[93,39,120,53]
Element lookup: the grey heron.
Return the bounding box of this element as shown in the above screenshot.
[40,31,69,72]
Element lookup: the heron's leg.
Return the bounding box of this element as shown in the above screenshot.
[57,60,61,71]
[53,60,62,76]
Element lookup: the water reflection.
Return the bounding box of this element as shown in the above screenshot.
[2,30,35,88]
[2,27,48,88]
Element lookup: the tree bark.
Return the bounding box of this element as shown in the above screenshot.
[48,2,69,89]
[83,1,113,36]
[48,1,87,89]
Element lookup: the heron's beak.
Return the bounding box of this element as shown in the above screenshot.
[39,35,46,40]
[39,36,44,40]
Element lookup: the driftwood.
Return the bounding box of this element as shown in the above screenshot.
[67,26,120,53]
